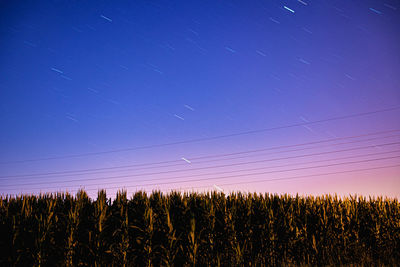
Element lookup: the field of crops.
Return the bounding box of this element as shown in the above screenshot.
[1,190,399,266]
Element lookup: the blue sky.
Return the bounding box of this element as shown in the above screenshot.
[0,0,399,198]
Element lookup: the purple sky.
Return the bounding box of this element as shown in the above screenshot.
[0,0,399,198]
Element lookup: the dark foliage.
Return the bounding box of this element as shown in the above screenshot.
[0,191,399,266]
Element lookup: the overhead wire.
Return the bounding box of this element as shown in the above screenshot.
[173,164,400,192]
[1,130,399,179]
[7,148,400,191]
[1,106,399,164]
[2,140,399,187]
[7,150,400,192]
[37,156,400,194]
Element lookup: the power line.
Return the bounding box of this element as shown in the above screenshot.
[2,140,399,186]
[39,157,400,194]
[2,130,399,179]
[8,148,400,191]
[2,106,399,164]
[4,163,398,197]
[126,155,400,188]
[4,131,399,179]
[174,164,400,192]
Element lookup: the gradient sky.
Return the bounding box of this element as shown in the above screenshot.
[0,0,399,198]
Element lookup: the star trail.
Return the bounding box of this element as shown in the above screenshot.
[0,0,399,198]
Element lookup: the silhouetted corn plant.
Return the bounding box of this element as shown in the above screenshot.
[0,191,399,265]
[111,190,129,266]
[160,201,179,267]
[34,196,57,266]
[65,193,78,267]
[92,190,110,266]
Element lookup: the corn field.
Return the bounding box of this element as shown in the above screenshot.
[0,190,399,266]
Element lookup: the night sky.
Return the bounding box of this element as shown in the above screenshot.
[1,0,399,198]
